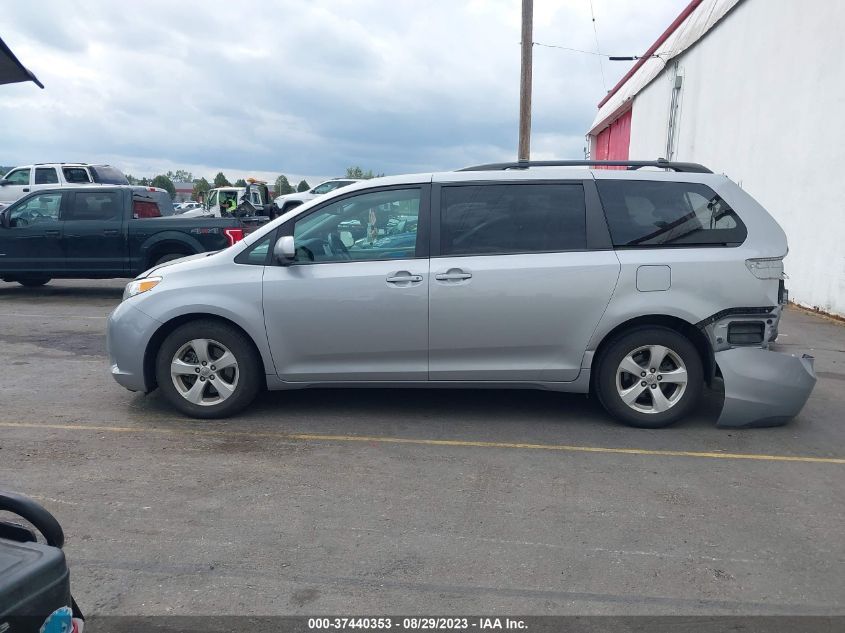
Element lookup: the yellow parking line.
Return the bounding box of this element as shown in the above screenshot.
[1,421,843,465]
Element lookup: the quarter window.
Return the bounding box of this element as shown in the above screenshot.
[440,184,587,256]
[595,180,747,247]
[62,167,91,184]
[34,168,59,184]
[292,188,421,263]
[235,233,274,266]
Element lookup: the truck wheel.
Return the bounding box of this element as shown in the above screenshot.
[155,319,262,419]
[595,327,703,429]
[154,253,187,267]
[17,278,51,288]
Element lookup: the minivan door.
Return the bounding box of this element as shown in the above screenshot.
[262,186,430,381]
[428,181,620,382]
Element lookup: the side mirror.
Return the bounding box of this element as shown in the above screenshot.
[273,235,296,264]
[0,209,10,229]
[0,179,9,187]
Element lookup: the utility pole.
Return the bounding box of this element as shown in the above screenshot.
[518,0,533,161]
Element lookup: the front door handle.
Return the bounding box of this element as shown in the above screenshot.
[103,229,119,236]
[386,272,423,284]
[45,230,60,237]
[435,270,472,281]
[22,188,30,193]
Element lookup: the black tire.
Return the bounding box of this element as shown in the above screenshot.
[595,326,703,429]
[153,253,188,267]
[17,277,51,287]
[155,319,262,419]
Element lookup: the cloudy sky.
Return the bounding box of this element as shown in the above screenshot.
[1,0,685,185]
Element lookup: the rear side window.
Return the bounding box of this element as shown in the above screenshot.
[596,180,747,247]
[63,167,92,184]
[34,168,59,184]
[68,191,121,221]
[440,184,586,256]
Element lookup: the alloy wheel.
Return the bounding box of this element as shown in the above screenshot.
[170,338,239,406]
[615,344,688,414]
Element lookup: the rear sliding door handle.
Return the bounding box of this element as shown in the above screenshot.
[45,230,60,237]
[386,273,423,284]
[435,271,472,281]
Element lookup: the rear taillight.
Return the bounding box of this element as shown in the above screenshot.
[745,257,785,280]
[133,200,160,218]
[224,228,244,246]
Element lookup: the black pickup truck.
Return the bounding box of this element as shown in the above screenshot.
[0,185,257,287]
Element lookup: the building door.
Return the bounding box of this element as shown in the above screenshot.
[594,108,632,167]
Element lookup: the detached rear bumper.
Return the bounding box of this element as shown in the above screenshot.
[715,348,816,428]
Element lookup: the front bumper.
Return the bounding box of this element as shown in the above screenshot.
[715,348,816,428]
[106,301,161,392]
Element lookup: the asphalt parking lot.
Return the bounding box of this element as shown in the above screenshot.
[0,278,843,616]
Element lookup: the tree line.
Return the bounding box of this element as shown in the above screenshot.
[117,165,383,201]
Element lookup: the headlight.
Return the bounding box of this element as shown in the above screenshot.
[124,276,162,300]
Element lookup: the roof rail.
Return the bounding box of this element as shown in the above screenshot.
[457,159,712,173]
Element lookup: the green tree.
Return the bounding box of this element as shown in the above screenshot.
[296,179,310,192]
[275,174,294,195]
[192,177,211,200]
[124,174,140,185]
[151,175,176,198]
[234,178,248,187]
[213,172,231,187]
[345,166,382,179]
[166,169,193,183]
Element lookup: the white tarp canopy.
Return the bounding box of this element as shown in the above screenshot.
[589,0,740,134]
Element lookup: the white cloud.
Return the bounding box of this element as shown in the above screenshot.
[1,0,686,181]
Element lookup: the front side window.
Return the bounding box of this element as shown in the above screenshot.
[5,168,31,185]
[68,192,121,221]
[9,193,62,227]
[440,184,587,256]
[34,168,59,184]
[596,180,747,247]
[292,188,421,263]
[62,167,91,184]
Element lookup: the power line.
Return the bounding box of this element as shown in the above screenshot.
[532,41,662,61]
[588,0,607,92]
[532,42,604,56]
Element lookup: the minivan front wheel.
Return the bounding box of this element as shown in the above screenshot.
[595,327,703,428]
[155,320,261,418]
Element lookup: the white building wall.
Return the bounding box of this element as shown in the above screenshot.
[626,0,845,316]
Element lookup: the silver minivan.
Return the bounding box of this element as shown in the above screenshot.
[107,160,816,428]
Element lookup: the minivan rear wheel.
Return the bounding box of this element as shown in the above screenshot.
[155,320,262,418]
[595,327,703,428]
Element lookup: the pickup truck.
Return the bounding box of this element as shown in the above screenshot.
[0,185,251,287]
